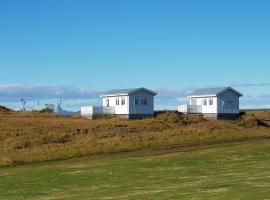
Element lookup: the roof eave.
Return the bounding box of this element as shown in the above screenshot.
[101,88,157,97]
[100,93,129,98]
[188,94,217,98]
[129,88,157,96]
[216,87,243,97]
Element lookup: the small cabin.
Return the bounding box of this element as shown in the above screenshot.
[100,88,157,119]
[178,87,243,119]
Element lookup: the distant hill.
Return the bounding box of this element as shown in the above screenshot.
[58,109,80,116]
[242,108,270,112]
[0,105,12,112]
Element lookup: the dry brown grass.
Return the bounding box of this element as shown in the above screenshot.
[0,111,270,166]
[238,111,270,127]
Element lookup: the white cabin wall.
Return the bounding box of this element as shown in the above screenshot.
[102,96,129,115]
[197,97,217,114]
[189,97,217,114]
[129,91,154,115]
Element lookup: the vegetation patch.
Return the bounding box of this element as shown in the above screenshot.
[238,113,269,128]
[1,139,270,199]
[0,110,269,166]
[155,111,206,125]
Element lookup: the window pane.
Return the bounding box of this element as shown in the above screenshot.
[209,98,213,106]
[225,100,234,106]
[121,97,125,105]
[203,98,207,106]
[140,98,147,106]
[191,98,197,105]
[135,98,139,106]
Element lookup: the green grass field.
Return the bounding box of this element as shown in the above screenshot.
[1,139,270,200]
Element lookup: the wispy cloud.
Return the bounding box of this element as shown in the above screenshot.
[232,83,270,87]
[154,87,195,110]
[0,85,100,101]
[0,85,194,111]
[240,95,270,109]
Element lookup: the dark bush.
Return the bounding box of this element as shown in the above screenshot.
[39,104,54,113]
[0,105,12,112]
[239,111,246,117]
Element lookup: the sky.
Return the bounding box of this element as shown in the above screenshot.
[0,0,270,111]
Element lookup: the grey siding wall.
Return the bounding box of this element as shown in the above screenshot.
[217,90,240,114]
[129,91,154,115]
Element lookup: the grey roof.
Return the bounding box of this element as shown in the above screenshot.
[101,87,157,97]
[189,87,242,97]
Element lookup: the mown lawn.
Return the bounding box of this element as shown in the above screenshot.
[1,139,270,200]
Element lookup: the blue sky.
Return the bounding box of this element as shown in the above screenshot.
[0,0,270,111]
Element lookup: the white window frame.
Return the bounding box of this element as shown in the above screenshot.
[116,98,120,106]
[121,97,126,105]
[202,98,207,106]
[209,98,213,106]
[191,98,197,105]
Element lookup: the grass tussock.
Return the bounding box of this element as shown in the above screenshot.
[0,111,269,166]
[155,111,206,125]
[238,113,270,128]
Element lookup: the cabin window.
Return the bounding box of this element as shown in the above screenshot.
[106,99,110,107]
[141,98,148,106]
[202,98,207,106]
[191,98,197,105]
[135,98,139,106]
[121,97,126,105]
[116,98,120,106]
[209,98,214,106]
[225,100,234,106]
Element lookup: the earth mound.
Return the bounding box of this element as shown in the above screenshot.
[0,105,12,112]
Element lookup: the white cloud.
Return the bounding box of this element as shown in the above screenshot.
[154,87,194,110]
